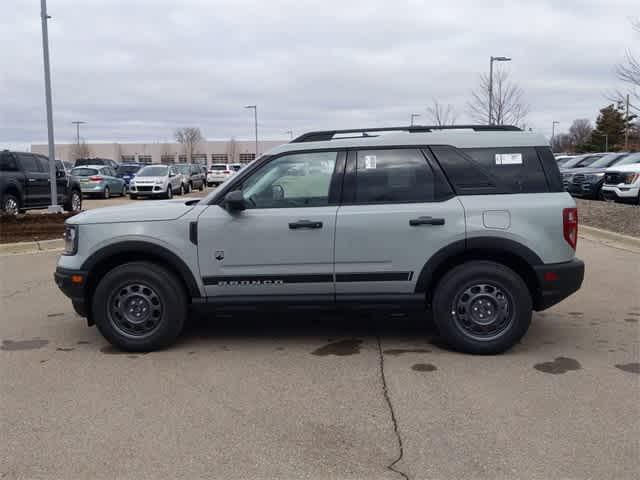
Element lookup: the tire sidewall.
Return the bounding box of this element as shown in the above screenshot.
[104,187,110,199]
[92,262,187,351]
[432,261,532,355]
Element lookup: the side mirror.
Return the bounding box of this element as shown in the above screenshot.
[56,169,65,178]
[224,190,246,211]
[169,172,176,177]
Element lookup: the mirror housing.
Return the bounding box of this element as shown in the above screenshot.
[224,190,246,211]
[56,169,66,178]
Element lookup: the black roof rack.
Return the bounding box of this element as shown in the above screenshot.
[290,125,522,143]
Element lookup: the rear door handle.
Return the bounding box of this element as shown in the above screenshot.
[28,178,37,182]
[289,220,323,230]
[409,216,445,226]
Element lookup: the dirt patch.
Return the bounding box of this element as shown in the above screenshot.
[0,212,76,244]
[576,199,640,237]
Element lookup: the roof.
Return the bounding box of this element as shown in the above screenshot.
[266,129,550,156]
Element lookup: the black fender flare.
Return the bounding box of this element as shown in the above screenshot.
[81,241,201,298]
[414,237,543,294]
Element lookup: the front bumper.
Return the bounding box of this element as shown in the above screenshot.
[129,184,167,196]
[54,267,88,313]
[601,184,640,200]
[533,258,585,311]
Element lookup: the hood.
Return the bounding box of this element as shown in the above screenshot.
[67,199,197,225]
[562,167,608,175]
[606,164,640,173]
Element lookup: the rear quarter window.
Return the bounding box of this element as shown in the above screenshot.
[429,146,554,194]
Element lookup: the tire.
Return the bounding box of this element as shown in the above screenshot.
[63,189,82,213]
[129,194,138,200]
[2,193,21,215]
[199,181,204,191]
[92,261,187,352]
[166,186,173,199]
[103,187,110,199]
[188,182,193,193]
[431,260,532,355]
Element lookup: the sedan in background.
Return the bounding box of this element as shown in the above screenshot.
[71,165,126,199]
[128,164,183,199]
[116,163,145,192]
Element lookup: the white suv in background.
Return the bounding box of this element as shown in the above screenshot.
[207,164,234,187]
[601,152,640,204]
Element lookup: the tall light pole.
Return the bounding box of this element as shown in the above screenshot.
[410,113,420,126]
[286,130,293,139]
[488,56,511,125]
[551,120,559,150]
[72,120,86,145]
[593,132,609,152]
[40,0,61,212]
[245,105,258,158]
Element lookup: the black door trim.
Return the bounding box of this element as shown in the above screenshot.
[203,271,414,286]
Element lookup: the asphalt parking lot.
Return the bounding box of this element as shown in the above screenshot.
[1,235,638,479]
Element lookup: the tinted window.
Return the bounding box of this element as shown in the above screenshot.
[242,151,337,208]
[614,152,640,166]
[138,166,168,176]
[353,149,436,204]
[17,153,41,173]
[117,165,141,175]
[0,152,19,171]
[71,168,99,177]
[429,146,496,194]
[210,165,227,171]
[588,153,629,168]
[574,155,604,168]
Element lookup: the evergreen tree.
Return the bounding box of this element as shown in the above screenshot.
[589,104,627,151]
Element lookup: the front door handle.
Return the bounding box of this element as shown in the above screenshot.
[289,220,323,230]
[409,216,445,226]
[28,178,37,182]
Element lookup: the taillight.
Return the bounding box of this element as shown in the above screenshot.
[563,207,578,250]
[89,175,103,182]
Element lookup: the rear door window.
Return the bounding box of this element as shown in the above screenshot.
[0,152,19,171]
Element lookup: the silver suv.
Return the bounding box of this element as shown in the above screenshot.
[54,125,584,354]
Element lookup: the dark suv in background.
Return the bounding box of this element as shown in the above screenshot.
[115,163,145,191]
[1,150,82,214]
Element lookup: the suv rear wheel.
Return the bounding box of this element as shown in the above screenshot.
[92,261,187,351]
[64,189,82,213]
[2,193,20,215]
[432,260,532,354]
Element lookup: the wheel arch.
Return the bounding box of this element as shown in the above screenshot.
[81,241,201,321]
[415,237,542,308]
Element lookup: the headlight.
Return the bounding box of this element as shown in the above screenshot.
[62,225,78,255]
[623,173,640,184]
[585,173,605,181]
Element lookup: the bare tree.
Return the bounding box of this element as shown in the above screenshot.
[70,140,92,160]
[568,119,593,147]
[617,19,639,90]
[552,133,573,153]
[227,137,237,163]
[174,127,204,163]
[427,99,458,126]
[468,68,530,125]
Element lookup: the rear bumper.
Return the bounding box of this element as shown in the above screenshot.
[533,258,584,311]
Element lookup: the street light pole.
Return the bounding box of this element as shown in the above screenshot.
[410,113,420,126]
[72,120,86,145]
[40,0,61,212]
[286,130,293,139]
[245,105,258,158]
[551,120,559,150]
[488,56,512,125]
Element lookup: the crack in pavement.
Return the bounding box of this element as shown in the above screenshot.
[376,336,410,480]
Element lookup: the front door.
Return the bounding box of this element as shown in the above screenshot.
[197,150,344,299]
[334,148,466,299]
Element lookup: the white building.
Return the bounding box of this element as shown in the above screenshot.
[31,139,286,165]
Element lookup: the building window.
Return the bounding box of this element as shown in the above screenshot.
[192,153,207,165]
[138,155,152,164]
[161,155,175,165]
[211,154,228,164]
[239,153,255,164]
[121,155,135,162]
[178,154,187,163]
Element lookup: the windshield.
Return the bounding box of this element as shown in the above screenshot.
[117,165,142,175]
[562,155,603,169]
[137,165,168,177]
[174,164,190,174]
[75,159,103,166]
[588,153,629,169]
[71,167,99,176]
[613,152,640,166]
[210,164,227,171]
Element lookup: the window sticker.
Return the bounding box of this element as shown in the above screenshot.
[364,155,377,169]
[495,153,523,165]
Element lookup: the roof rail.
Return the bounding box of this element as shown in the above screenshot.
[290,125,522,143]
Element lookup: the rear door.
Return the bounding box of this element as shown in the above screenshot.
[197,150,344,299]
[334,148,466,300]
[16,153,49,206]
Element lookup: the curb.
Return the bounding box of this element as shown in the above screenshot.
[579,225,640,253]
[0,238,64,256]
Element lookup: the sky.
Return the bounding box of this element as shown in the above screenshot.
[0,0,637,150]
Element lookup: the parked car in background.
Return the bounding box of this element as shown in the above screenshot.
[207,163,233,186]
[128,164,183,199]
[555,155,577,167]
[71,165,126,199]
[601,153,640,204]
[559,153,607,172]
[230,163,243,172]
[173,163,205,192]
[74,157,119,169]
[562,152,631,199]
[115,163,144,192]
[1,150,82,214]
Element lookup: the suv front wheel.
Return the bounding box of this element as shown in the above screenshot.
[92,261,187,351]
[432,260,532,355]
